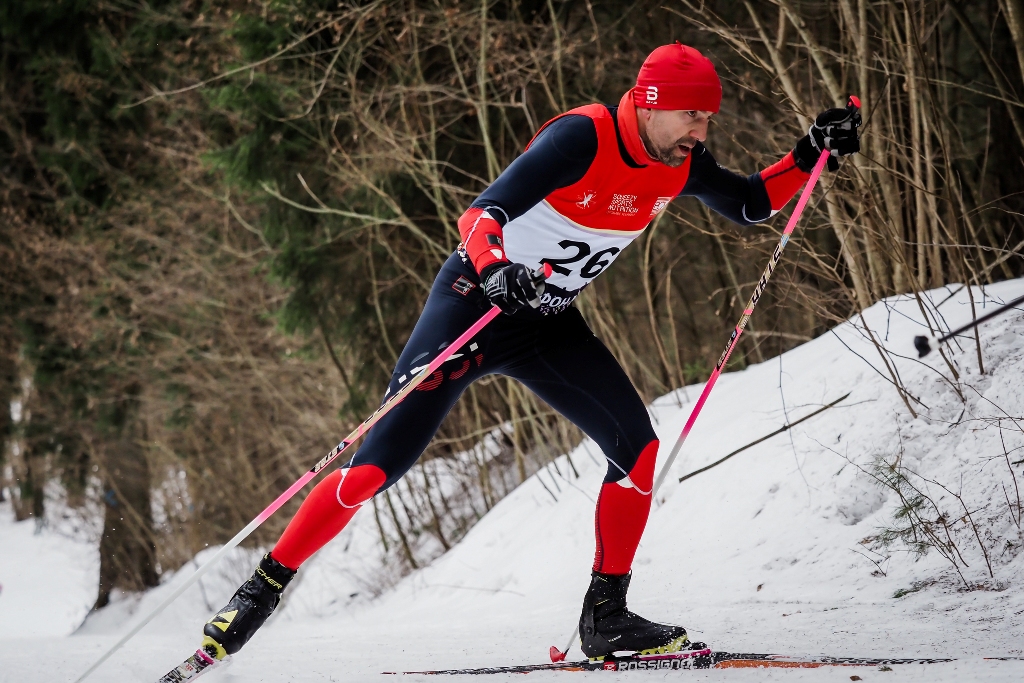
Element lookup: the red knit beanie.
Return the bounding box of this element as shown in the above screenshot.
[633,43,722,112]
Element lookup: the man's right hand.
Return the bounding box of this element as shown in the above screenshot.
[482,262,546,314]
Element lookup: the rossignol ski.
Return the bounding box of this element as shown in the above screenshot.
[388,651,1024,675]
[385,647,714,675]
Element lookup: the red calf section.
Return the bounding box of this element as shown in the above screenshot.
[593,440,659,575]
[627,438,658,492]
[271,464,386,570]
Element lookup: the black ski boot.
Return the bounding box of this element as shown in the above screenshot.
[201,553,296,660]
[579,571,690,658]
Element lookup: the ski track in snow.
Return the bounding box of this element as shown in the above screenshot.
[3,281,1024,682]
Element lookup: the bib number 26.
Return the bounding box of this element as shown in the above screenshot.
[541,240,620,279]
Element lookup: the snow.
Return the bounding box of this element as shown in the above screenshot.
[3,280,1024,682]
[0,503,97,639]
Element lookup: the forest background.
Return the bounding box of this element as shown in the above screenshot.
[2,0,1022,609]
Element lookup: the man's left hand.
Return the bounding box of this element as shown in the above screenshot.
[795,95,862,172]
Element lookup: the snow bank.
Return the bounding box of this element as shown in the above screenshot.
[4,280,1024,682]
[0,501,97,639]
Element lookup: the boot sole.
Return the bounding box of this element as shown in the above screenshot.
[638,635,691,656]
[201,635,229,661]
[587,636,692,661]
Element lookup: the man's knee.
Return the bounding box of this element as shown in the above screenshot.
[605,439,659,493]
[336,464,387,507]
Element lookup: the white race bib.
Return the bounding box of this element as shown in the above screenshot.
[503,201,643,296]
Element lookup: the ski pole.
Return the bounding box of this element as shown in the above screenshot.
[914,292,1024,357]
[649,149,830,498]
[550,148,832,664]
[74,265,550,683]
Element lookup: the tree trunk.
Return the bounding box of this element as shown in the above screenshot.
[9,445,45,522]
[93,393,158,610]
[0,348,13,475]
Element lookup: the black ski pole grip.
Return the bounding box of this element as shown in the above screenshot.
[530,262,553,301]
[533,262,553,285]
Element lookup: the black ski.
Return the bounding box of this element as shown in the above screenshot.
[712,652,955,668]
[383,650,977,675]
[384,649,711,674]
[715,653,1024,668]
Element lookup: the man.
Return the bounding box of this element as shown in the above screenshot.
[200,43,860,661]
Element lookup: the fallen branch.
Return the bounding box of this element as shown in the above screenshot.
[678,392,850,484]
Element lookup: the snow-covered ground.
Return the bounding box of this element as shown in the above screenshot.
[0,503,97,641]
[3,280,1024,683]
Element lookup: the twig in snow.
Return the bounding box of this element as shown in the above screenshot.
[1001,427,1022,529]
[678,393,851,484]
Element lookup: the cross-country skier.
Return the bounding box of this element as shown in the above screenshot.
[200,44,860,661]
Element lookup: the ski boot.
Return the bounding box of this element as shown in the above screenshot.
[200,553,296,660]
[579,571,690,658]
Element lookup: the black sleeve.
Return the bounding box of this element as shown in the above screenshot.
[680,143,773,226]
[470,114,598,226]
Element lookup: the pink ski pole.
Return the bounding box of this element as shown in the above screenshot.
[550,146,834,664]
[75,264,552,682]
[649,148,830,497]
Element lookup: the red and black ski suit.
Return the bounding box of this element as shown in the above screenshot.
[272,92,811,575]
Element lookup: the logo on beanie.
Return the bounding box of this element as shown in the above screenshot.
[634,43,723,113]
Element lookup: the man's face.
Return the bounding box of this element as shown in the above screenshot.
[637,108,712,167]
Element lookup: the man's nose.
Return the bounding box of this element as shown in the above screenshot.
[690,120,709,142]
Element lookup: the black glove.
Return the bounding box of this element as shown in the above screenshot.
[481,262,546,314]
[794,95,862,172]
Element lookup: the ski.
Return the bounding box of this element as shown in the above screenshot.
[153,648,220,683]
[716,653,1023,667]
[383,648,714,674]
[712,652,955,668]
[382,650,973,675]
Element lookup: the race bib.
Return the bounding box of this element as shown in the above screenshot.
[502,201,642,313]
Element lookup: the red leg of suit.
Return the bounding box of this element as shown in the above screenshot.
[593,440,659,575]
[271,464,386,571]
